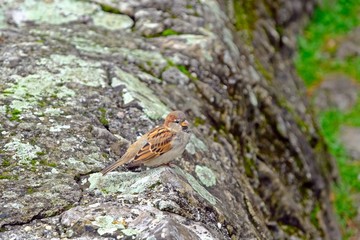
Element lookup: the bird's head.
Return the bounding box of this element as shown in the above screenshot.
[164,111,189,133]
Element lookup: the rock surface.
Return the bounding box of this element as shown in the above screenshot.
[336,27,360,60]
[340,126,360,160]
[312,74,359,111]
[0,0,340,239]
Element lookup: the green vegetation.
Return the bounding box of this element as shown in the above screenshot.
[161,29,179,36]
[296,0,360,86]
[166,60,198,81]
[99,3,121,14]
[2,159,11,167]
[319,108,360,238]
[7,107,21,121]
[39,159,57,168]
[27,187,35,194]
[233,0,256,36]
[310,203,321,229]
[295,0,360,238]
[0,174,12,180]
[99,107,109,127]
[193,117,206,127]
[0,172,18,180]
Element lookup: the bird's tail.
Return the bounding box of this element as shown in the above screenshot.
[101,157,129,175]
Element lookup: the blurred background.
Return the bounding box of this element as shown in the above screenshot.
[295,0,360,238]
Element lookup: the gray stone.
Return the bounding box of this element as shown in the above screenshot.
[0,0,340,239]
[336,27,360,60]
[340,126,360,160]
[313,74,359,111]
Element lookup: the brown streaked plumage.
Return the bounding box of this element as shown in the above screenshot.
[101,111,191,175]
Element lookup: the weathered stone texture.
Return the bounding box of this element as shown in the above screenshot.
[0,0,340,239]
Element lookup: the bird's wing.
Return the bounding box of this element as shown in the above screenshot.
[101,135,148,175]
[101,126,174,174]
[130,126,174,165]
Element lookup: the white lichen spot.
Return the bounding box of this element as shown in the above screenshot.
[14,0,98,25]
[185,142,195,155]
[0,105,7,114]
[49,124,71,132]
[55,86,76,98]
[81,177,88,186]
[10,99,32,110]
[113,67,170,119]
[186,134,208,154]
[5,71,76,110]
[248,90,258,107]
[174,166,216,205]
[92,216,125,235]
[89,168,166,194]
[248,66,261,82]
[122,91,135,105]
[93,11,133,30]
[63,157,88,172]
[4,202,24,209]
[3,138,41,164]
[44,107,63,116]
[122,228,139,236]
[195,165,217,187]
[88,173,103,190]
[24,226,32,232]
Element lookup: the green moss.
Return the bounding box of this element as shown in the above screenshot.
[27,187,35,194]
[176,65,190,76]
[64,204,74,211]
[0,174,12,180]
[148,180,162,190]
[8,108,21,121]
[0,173,18,180]
[38,100,47,108]
[279,224,302,237]
[30,159,38,166]
[2,159,11,167]
[193,117,206,127]
[310,203,321,229]
[161,29,180,36]
[254,58,272,81]
[243,156,255,178]
[99,108,109,127]
[36,151,46,156]
[233,0,257,42]
[39,159,57,167]
[99,3,121,14]
[48,162,57,168]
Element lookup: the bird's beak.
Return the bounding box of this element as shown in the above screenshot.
[181,120,189,127]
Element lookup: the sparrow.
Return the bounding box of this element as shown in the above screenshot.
[101,110,191,175]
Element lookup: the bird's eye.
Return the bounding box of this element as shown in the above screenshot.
[174,120,180,123]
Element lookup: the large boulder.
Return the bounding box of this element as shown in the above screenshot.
[0,0,340,239]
